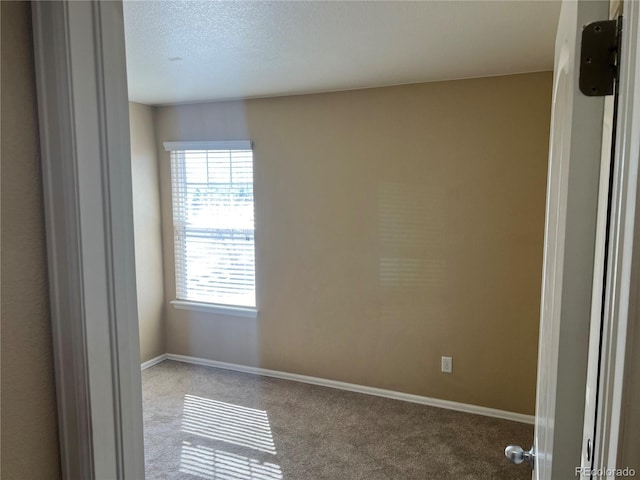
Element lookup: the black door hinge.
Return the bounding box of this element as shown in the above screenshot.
[579,18,622,96]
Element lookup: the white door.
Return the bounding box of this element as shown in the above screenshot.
[506,0,611,479]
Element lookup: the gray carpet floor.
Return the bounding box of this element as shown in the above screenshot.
[142,361,533,480]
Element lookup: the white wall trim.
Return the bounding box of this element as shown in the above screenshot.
[163,140,252,151]
[32,2,144,479]
[163,354,534,425]
[141,354,169,371]
[170,300,259,318]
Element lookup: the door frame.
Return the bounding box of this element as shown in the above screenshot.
[32,2,144,478]
[30,1,640,479]
[591,0,640,473]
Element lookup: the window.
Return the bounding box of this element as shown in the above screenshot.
[164,141,256,311]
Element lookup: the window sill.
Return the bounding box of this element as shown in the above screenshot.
[170,300,259,318]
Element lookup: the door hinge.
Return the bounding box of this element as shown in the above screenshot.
[579,18,622,96]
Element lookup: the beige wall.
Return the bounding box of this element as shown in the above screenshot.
[155,72,552,415]
[130,102,166,362]
[0,2,62,478]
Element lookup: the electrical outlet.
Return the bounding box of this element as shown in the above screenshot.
[441,356,453,374]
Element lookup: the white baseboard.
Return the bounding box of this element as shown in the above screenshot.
[141,354,168,371]
[163,353,534,424]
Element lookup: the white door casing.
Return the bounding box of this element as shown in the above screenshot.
[32,2,145,479]
[533,1,609,479]
[593,0,640,473]
[580,1,621,475]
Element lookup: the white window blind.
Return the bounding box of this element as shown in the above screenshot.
[166,141,256,308]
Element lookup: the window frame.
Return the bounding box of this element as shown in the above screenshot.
[164,141,258,317]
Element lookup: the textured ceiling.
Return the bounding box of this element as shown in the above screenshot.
[123,1,561,105]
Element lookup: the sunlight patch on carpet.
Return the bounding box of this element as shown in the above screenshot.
[179,441,283,480]
[181,394,277,454]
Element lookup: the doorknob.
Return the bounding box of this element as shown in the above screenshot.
[505,445,535,469]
